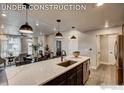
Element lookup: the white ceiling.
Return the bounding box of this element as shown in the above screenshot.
[0,3,124,36]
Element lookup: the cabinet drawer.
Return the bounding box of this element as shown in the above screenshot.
[67,73,77,85]
[44,73,66,85]
[77,69,83,85]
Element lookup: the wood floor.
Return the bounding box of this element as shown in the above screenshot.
[86,64,117,85]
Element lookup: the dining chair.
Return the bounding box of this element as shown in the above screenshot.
[0,57,6,67]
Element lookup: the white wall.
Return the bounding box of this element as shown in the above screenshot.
[82,26,122,68]
[46,26,122,68]
[78,31,97,67]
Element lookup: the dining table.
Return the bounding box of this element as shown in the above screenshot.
[6,56,16,66]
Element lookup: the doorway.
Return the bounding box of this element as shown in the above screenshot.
[56,40,62,56]
[96,34,117,66]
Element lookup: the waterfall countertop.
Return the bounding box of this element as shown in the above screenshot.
[5,56,90,85]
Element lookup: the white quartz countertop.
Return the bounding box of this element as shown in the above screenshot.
[5,56,90,85]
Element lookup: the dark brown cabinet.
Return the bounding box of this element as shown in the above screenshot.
[67,67,77,85]
[67,73,77,85]
[77,69,83,85]
[44,73,66,85]
[77,64,83,85]
[58,80,67,85]
[44,59,90,85]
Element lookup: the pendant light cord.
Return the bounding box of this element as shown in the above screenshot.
[23,3,29,23]
[26,8,28,23]
[58,21,60,32]
[55,19,63,38]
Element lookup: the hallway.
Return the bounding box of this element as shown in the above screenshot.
[86,64,117,85]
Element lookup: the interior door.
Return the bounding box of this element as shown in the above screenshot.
[96,35,100,67]
[108,35,117,65]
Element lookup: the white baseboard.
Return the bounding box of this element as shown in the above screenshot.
[100,61,116,65]
[90,63,101,70]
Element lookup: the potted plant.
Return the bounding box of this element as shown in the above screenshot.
[45,44,49,51]
[32,43,41,57]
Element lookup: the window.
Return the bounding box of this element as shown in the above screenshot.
[27,38,32,55]
[7,36,21,57]
[0,35,21,58]
[56,40,62,56]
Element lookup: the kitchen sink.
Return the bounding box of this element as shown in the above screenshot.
[57,60,77,67]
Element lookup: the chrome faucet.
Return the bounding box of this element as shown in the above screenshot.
[61,50,66,62]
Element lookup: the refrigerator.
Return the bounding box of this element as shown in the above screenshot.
[115,24,124,85]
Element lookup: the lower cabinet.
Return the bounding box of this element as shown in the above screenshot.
[44,59,90,85]
[66,67,77,85]
[58,79,67,85]
[67,73,77,85]
[77,69,83,85]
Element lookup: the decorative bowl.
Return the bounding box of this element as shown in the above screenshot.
[73,51,80,58]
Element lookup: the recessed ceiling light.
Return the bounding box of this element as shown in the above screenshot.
[1,13,7,17]
[96,3,104,6]
[40,32,42,35]
[36,23,39,26]
[104,20,109,28]
[53,27,56,31]
[1,24,4,28]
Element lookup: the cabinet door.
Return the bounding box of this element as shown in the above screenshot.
[44,73,66,85]
[83,61,87,84]
[77,69,83,85]
[58,80,67,85]
[67,73,77,85]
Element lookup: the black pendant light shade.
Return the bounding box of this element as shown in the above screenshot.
[55,19,63,39]
[57,19,61,23]
[19,22,33,33]
[71,35,76,39]
[55,32,63,38]
[70,26,77,39]
[19,3,33,34]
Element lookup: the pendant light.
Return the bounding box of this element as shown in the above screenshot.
[19,3,33,34]
[70,26,77,39]
[55,19,63,39]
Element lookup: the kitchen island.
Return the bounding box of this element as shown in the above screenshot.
[5,56,90,85]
